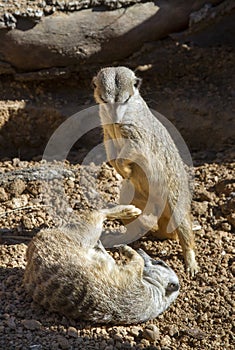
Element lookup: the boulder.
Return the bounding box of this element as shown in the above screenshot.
[0,0,222,74]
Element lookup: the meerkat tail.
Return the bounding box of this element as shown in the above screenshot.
[100,205,142,221]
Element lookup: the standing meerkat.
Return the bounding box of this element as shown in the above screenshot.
[24,205,179,324]
[93,66,199,276]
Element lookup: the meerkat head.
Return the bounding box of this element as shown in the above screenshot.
[92,66,142,123]
[137,249,180,307]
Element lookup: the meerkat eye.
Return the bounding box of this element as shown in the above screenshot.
[100,96,107,103]
[123,96,131,103]
[151,260,168,268]
[166,282,179,294]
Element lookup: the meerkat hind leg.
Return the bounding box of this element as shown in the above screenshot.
[157,204,198,276]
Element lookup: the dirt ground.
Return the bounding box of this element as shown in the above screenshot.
[0,5,235,348]
[0,149,234,350]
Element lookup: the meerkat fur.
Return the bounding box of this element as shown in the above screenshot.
[93,66,199,276]
[24,205,179,324]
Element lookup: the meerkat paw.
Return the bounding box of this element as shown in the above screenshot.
[117,244,135,257]
[116,205,142,220]
[185,250,199,277]
[103,205,141,220]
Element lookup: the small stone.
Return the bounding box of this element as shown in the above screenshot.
[128,326,141,337]
[167,324,179,337]
[6,316,16,329]
[113,333,123,342]
[22,216,34,229]
[140,338,150,346]
[192,201,208,215]
[221,222,231,231]
[8,178,26,196]
[67,179,75,188]
[104,346,113,350]
[142,324,160,342]
[196,189,213,201]
[160,335,171,347]
[11,194,28,208]
[68,326,78,338]
[0,187,8,202]
[22,319,41,330]
[185,327,206,339]
[57,335,70,349]
[227,213,235,228]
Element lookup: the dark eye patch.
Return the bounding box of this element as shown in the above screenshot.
[100,96,107,103]
[123,96,131,103]
[151,259,168,268]
[166,282,179,294]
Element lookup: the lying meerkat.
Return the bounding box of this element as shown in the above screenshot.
[93,66,199,276]
[24,205,179,324]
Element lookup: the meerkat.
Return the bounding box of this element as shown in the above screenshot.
[24,205,179,324]
[93,66,199,276]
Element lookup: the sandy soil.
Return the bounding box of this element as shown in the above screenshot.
[0,152,234,350]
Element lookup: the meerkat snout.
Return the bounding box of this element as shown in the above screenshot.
[137,248,180,303]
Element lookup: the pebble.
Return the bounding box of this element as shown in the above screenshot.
[8,178,26,196]
[167,324,179,337]
[142,324,160,342]
[67,326,78,338]
[192,201,208,215]
[56,335,70,349]
[21,319,41,330]
[128,326,141,337]
[160,335,171,347]
[6,316,16,329]
[11,194,28,208]
[0,187,8,201]
[221,222,231,231]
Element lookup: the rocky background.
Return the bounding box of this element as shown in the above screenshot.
[0,1,234,349]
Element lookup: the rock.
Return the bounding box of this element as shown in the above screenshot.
[142,324,160,342]
[67,326,78,338]
[21,319,41,330]
[160,335,171,347]
[227,213,235,228]
[6,316,16,329]
[215,179,235,196]
[184,327,206,339]
[0,187,8,202]
[0,1,221,73]
[195,189,213,201]
[11,194,28,208]
[57,335,70,349]
[29,346,42,350]
[128,326,141,337]
[8,178,26,196]
[220,222,231,232]
[192,201,208,216]
[167,324,179,337]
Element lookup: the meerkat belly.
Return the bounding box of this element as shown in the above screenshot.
[108,124,126,151]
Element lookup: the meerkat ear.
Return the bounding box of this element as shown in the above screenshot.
[92,76,97,88]
[134,77,142,89]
